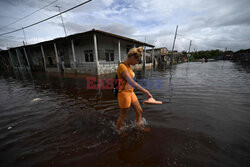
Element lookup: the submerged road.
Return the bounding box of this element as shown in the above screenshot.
[0,61,250,166]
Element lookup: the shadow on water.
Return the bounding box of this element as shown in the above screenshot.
[0,60,250,166]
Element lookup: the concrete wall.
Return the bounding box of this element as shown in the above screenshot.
[96,34,144,74]
[96,34,121,74]
[74,35,94,64]
[27,46,44,71]
[16,48,32,71]
[72,35,97,74]
[43,44,56,67]
[120,40,136,61]
[96,34,118,62]
[56,40,74,68]
[95,34,137,62]
[8,49,19,68]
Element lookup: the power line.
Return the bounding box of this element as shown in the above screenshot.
[0,0,58,30]
[0,0,92,37]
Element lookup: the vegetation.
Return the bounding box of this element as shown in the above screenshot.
[190,50,233,60]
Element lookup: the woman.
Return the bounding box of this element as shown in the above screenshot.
[116,46,153,131]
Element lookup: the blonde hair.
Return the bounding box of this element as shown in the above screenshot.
[128,46,143,58]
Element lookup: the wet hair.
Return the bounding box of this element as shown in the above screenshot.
[128,46,143,59]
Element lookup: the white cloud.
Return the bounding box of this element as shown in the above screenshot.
[0,0,250,51]
[101,0,114,7]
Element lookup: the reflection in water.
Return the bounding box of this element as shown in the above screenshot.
[0,61,250,166]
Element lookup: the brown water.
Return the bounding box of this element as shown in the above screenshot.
[0,61,250,167]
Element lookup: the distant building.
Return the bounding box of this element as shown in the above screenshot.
[168,50,185,63]
[0,29,154,75]
[223,51,233,60]
[147,47,170,65]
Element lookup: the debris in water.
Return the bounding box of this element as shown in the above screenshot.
[31,98,41,102]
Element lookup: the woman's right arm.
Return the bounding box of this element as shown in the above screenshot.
[121,70,152,98]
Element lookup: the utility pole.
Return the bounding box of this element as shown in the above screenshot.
[188,40,192,53]
[55,5,67,37]
[143,36,146,70]
[224,47,227,60]
[171,25,178,65]
[187,40,192,62]
[171,25,178,52]
[22,27,27,45]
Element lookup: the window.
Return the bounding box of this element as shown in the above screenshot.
[110,52,114,61]
[105,50,114,61]
[84,50,94,62]
[105,53,109,61]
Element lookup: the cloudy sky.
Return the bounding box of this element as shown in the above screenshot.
[0,0,249,51]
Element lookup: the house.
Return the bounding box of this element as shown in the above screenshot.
[0,29,155,75]
[168,50,185,64]
[146,47,170,66]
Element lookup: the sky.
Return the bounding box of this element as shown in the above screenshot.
[0,0,250,51]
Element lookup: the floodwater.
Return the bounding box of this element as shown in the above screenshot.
[0,61,250,167]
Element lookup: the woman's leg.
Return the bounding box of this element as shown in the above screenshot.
[116,108,129,130]
[131,100,143,127]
